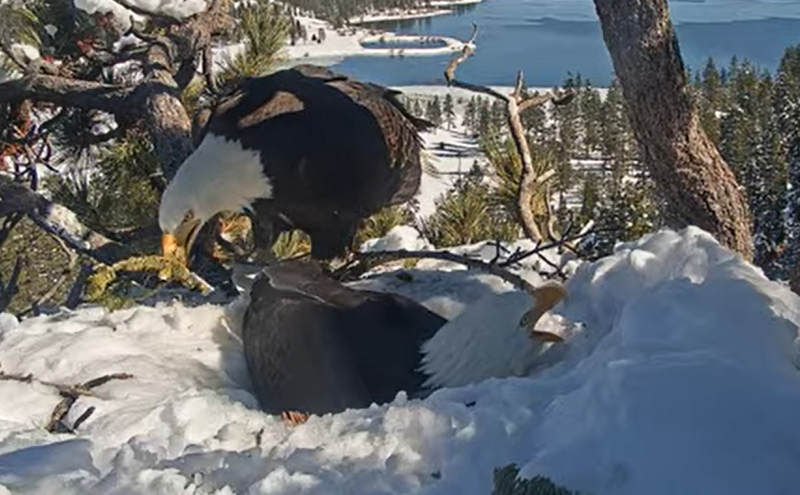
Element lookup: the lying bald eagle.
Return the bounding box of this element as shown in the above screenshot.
[158,64,431,266]
[240,260,567,423]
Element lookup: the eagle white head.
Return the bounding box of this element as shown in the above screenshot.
[420,282,568,389]
[158,134,273,264]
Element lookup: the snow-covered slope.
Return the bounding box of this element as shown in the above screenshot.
[1,226,800,494]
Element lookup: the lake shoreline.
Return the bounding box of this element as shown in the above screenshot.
[282,11,477,67]
[348,0,486,25]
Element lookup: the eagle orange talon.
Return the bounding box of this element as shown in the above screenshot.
[281,410,310,426]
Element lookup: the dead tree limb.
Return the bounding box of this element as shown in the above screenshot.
[444,24,576,243]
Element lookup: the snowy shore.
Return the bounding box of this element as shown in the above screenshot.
[282,16,472,66]
[348,0,485,25]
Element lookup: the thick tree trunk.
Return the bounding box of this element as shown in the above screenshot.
[592,0,754,260]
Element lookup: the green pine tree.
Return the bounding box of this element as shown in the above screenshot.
[443,93,456,130]
[421,168,519,247]
[775,45,800,274]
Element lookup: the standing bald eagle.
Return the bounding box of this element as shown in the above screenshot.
[240,260,567,423]
[158,64,431,266]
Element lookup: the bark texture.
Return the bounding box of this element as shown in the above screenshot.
[0,0,233,183]
[593,0,754,260]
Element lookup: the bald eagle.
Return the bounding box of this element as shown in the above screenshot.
[240,260,567,423]
[158,64,432,266]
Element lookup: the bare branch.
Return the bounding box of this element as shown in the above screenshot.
[444,40,506,101]
[0,256,23,313]
[334,248,540,293]
[0,367,134,434]
[443,26,581,244]
[0,174,131,264]
[0,75,134,114]
[71,406,96,430]
[66,264,94,310]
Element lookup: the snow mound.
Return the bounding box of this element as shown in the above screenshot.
[1,226,800,494]
[74,0,208,28]
[361,225,433,252]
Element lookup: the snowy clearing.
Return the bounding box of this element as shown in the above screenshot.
[392,85,610,216]
[1,226,800,494]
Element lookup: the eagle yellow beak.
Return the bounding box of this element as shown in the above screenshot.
[519,283,569,342]
[161,218,203,266]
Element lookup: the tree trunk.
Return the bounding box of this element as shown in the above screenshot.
[592,0,754,260]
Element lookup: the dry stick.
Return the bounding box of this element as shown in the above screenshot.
[0,368,133,433]
[72,406,96,430]
[444,24,577,243]
[0,257,24,313]
[65,264,94,310]
[339,248,540,293]
[338,222,601,289]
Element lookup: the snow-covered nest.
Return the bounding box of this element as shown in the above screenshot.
[2,226,800,494]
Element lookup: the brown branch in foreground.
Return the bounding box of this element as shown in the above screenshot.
[444,27,577,243]
[0,368,133,433]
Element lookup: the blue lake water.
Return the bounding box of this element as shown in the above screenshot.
[331,0,800,87]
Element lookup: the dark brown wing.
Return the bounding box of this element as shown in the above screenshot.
[242,276,373,416]
[325,76,431,204]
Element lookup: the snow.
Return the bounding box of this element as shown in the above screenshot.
[281,17,469,68]
[73,0,208,26]
[2,226,800,494]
